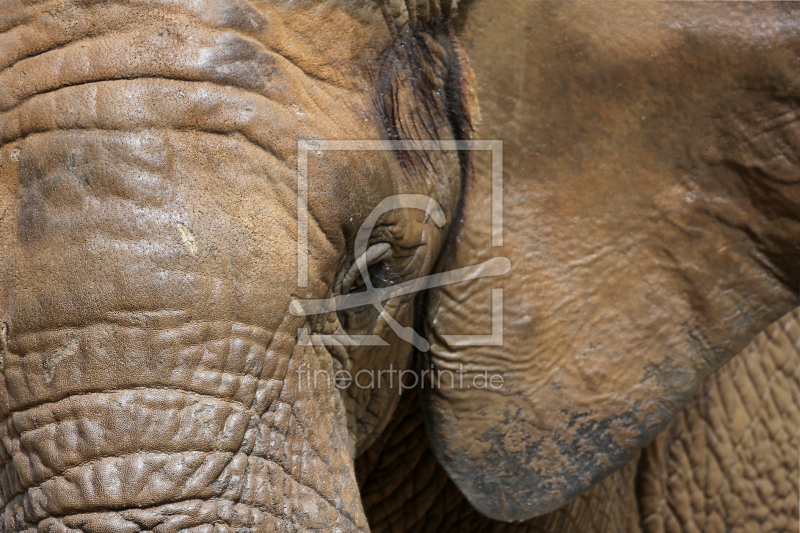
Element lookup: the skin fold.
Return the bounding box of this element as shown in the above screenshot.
[0,0,797,532]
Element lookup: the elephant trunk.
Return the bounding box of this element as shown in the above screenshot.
[0,3,365,531]
[0,323,365,533]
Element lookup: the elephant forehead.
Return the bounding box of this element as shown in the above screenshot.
[0,0,391,147]
[0,0,390,91]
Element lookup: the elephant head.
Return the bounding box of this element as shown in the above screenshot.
[0,0,797,531]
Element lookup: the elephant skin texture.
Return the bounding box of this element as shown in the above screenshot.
[421,0,800,520]
[1,1,464,530]
[0,1,799,532]
[357,306,800,533]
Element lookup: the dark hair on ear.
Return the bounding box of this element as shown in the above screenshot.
[371,7,474,177]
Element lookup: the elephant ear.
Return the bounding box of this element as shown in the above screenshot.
[420,0,800,522]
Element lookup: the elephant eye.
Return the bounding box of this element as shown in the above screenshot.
[349,277,367,293]
[338,258,403,336]
[347,263,396,294]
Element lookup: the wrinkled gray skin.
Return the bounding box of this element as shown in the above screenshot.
[0,1,798,532]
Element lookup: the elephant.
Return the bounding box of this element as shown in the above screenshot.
[0,0,797,532]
